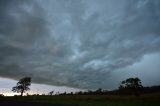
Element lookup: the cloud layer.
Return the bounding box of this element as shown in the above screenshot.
[0,0,160,89]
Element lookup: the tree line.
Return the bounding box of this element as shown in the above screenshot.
[10,77,160,96]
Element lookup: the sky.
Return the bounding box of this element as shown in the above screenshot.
[0,0,160,95]
[0,77,82,96]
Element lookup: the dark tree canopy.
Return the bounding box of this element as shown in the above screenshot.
[12,77,31,96]
[119,77,143,96]
[48,91,54,95]
[119,77,143,89]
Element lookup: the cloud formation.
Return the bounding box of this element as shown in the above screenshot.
[0,0,160,89]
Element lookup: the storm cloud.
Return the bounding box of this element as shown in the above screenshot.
[0,0,160,89]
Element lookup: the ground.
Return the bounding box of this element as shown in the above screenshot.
[0,92,160,106]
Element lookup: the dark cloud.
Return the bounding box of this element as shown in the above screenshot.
[0,0,160,89]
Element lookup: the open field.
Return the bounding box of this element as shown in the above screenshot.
[0,100,76,106]
[1,92,160,106]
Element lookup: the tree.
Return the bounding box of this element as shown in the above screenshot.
[0,94,4,97]
[95,88,102,94]
[119,77,143,96]
[12,77,31,96]
[48,91,54,95]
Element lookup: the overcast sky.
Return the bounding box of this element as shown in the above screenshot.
[0,0,160,92]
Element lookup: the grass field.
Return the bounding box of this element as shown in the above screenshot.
[1,93,160,106]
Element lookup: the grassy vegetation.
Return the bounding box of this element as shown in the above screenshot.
[1,92,160,106]
[32,97,160,106]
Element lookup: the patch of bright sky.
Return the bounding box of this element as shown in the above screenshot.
[0,77,83,96]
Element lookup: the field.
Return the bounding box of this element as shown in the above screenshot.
[1,92,160,106]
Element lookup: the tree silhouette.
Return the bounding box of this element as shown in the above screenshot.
[95,88,102,94]
[48,91,54,95]
[119,77,143,96]
[12,77,31,96]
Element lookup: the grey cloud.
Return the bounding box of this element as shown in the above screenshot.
[0,0,160,89]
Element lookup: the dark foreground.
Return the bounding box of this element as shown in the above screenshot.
[0,93,160,106]
[0,100,78,106]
